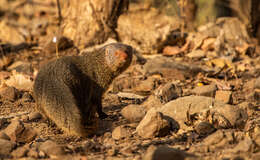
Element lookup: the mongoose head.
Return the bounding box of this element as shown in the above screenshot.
[104,43,133,73]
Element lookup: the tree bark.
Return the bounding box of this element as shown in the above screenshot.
[62,0,129,48]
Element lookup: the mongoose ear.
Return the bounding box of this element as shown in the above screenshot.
[115,50,128,61]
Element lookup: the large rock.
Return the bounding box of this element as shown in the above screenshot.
[143,56,207,79]
[117,7,180,54]
[159,96,247,130]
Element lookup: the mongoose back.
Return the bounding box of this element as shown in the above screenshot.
[33,43,133,137]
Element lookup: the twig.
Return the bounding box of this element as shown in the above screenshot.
[56,0,63,58]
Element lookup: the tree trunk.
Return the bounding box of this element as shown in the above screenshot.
[62,0,129,48]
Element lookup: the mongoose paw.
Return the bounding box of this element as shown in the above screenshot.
[98,112,108,119]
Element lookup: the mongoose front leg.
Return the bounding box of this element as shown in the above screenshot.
[92,96,108,119]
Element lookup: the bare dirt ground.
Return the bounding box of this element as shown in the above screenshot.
[0,1,259,160]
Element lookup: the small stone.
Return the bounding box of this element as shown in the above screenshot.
[4,119,25,142]
[231,137,254,153]
[133,77,158,95]
[112,125,132,140]
[8,61,34,75]
[11,145,29,158]
[154,82,182,104]
[215,90,232,104]
[121,105,146,123]
[203,130,225,146]
[0,85,19,101]
[163,46,182,56]
[117,92,146,104]
[136,108,172,138]
[194,122,215,136]
[27,147,39,158]
[143,145,195,160]
[0,71,11,80]
[186,49,206,59]
[255,77,260,89]
[0,139,15,156]
[39,140,65,156]
[120,146,133,156]
[4,119,37,143]
[22,92,34,102]
[28,112,42,122]
[0,132,10,141]
[107,147,117,156]
[201,37,216,51]
[191,84,217,97]
[18,126,37,143]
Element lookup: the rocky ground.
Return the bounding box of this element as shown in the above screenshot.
[0,1,259,160]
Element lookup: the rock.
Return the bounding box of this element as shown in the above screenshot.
[231,137,254,153]
[215,90,232,104]
[121,105,146,123]
[191,84,217,97]
[27,147,40,158]
[201,38,216,51]
[0,71,11,81]
[143,145,196,160]
[194,122,215,136]
[0,139,15,156]
[203,130,225,146]
[144,56,205,80]
[120,145,133,156]
[132,77,159,95]
[7,61,34,75]
[11,145,29,158]
[28,112,42,122]
[39,140,65,156]
[197,18,250,47]
[0,118,7,129]
[117,92,147,104]
[0,20,25,44]
[136,108,174,138]
[255,77,260,89]
[117,8,181,54]
[0,85,19,101]
[17,126,37,143]
[154,82,182,104]
[112,125,132,140]
[0,132,10,141]
[5,72,34,91]
[22,92,34,103]
[186,50,206,59]
[159,96,247,130]
[4,119,37,143]
[163,46,182,56]
[211,104,248,129]
[4,119,25,142]
[107,147,117,156]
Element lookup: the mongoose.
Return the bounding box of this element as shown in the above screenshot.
[33,43,133,137]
